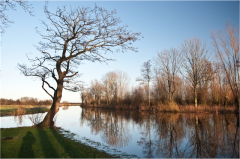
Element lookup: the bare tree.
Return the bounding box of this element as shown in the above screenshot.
[116,70,130,104]
[0,0,34,34]
[18,4,141,128]
[180,37,212,108]
[154,48,180,102]
[90,79,103,105]
[102,71,118,105]
[211,22,239,111]
[152,74,168,103]
[137,60,154,109]
[81,89,93,106]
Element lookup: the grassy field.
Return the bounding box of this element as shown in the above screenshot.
[0,105,51,116]
[1,105,47,110]
[0,104,82,116]
[1,127,117,158]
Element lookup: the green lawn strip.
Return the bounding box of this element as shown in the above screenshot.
[0,107,50,116]
[1,127,117,158]
[0,105,51,110]
[0,109,15,116]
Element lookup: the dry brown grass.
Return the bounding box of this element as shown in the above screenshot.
[154,101,180,112]
[81,102,237,114]
[116,104,136,110]
[138,102,150,111]
[59,103,81,107]
[179,104,236,113]
[62,101,70,106]
[0,105,51,110]
[13,106,26,116]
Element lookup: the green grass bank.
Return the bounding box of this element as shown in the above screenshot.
[1,127,117,158]
[0,107,50,116]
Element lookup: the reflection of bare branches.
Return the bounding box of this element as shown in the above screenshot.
[137,113,155,158]
[137,137,155,158]
[155,124,177,157]
[28,113,45,125]
[14,115,24,126]
[90,110,104,135]
[79,108,239,158]
[80,108,132,148]
[153,113,185,158]
[101,111,131,148]
[184,116,218,158]
[80,108,103,134]
[224,114,239,158]
[13,107,26,126]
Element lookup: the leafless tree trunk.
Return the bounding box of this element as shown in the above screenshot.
[115,70,130,104]
[154,48,180,102]
[18,4,141,128]
[90,79,103,106]
[137,60,154,109]
[102,71,118,105]
[180,37,212,108]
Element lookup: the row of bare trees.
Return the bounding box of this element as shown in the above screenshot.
[151,37,214,108]
[81,23,239,110]
[0,97,52,105]
[81,70,130,106]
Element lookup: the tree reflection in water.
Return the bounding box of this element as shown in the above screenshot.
[153,113,186,158]
[79,107,239,158]
[80,108,131,148]
[137,112,155,158]
[184,115,218,158]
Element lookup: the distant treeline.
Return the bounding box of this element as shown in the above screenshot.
[81,69,237,109]
[1,97,52,105]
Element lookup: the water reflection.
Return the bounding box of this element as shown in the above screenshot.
[1,106,239,158]
[137,112,155,158]
[80,108,239,158]
[14,115,24,126]
[62,106,69,110]
[183,115,217,158]
[153,113,186,158]
[80,109,132,148]
[1,112,47,128]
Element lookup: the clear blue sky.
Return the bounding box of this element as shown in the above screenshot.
[1,1,239,102]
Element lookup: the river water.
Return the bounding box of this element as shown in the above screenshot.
[1,106,239,158]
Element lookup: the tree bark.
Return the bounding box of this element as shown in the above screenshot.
[169,82,171,102]
[194,85,198,108]
[148,81,151,109]
[38,81,63,128]
[97,96,101,106]
[235,97,239,111]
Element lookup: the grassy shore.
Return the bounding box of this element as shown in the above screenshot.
[0,104,81,116]
[1,127,117,158]
[0,106,51,116]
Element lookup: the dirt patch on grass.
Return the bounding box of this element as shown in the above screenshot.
[3,137,13,141]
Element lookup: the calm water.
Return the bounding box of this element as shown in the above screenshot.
[1,106,239,158]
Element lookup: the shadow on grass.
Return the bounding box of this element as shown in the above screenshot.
[49,129,113,158]
[36,128,60,158]
[49,129,87,158]
[18,131,36,158]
